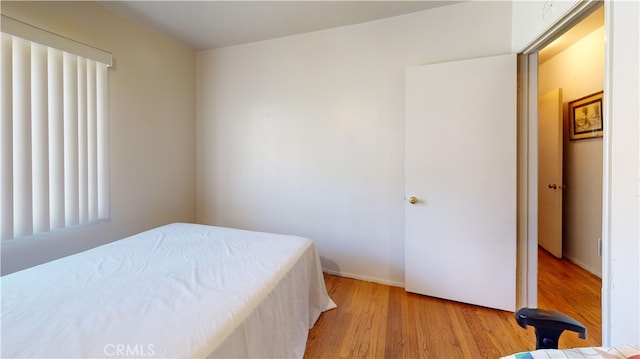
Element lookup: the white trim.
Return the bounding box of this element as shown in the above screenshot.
[1,15,112,67]
[600,0,614,347]
[323,268,404,288]
[563,253,603,278]
[526,53,539,309]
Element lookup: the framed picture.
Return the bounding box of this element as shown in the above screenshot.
[569,91,603,140]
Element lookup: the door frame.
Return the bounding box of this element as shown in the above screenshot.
[516,0,608,342]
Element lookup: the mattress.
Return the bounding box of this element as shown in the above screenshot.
[1,223,336,358]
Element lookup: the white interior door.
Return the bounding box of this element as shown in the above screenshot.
[405,54,517,312]
[538,88,563,258]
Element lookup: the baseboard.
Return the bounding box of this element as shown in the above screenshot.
[563,254,602,278]
[322,268,405,288]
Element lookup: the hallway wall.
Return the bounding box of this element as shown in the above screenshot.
[538,26,605,277]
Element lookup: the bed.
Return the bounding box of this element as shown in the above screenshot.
[1,223,336,358]
[501,345,640,359]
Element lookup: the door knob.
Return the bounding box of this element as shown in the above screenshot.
[408,196,418,204]
[548,184,557,189]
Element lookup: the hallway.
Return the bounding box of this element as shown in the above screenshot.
[538,246,602,346]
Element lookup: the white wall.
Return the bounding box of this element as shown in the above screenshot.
[197,1,512,286]
[604,0,640,347]
[1,1,197,274]
[512,0,581,52]
[539,27,605,277]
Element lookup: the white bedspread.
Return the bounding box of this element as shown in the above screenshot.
[1,223,336,358]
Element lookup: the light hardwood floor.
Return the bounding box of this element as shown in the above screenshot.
[304,247,601,358]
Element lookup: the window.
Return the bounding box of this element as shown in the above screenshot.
[1,15,112,240]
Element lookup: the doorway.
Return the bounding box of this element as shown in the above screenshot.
[519,3,605,346]
[536,5,604,344]
[537,6,605,273]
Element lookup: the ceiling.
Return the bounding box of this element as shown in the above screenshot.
[100,1,461,50]
[100,1,602,58]
[538,6,604,63]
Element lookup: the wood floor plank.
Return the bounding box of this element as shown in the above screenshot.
[537,247,602,349]
[304,248,601,358]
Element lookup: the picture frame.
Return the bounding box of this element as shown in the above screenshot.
[568,91,603,140]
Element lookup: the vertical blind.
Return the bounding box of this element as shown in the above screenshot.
[1,17,111,241]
